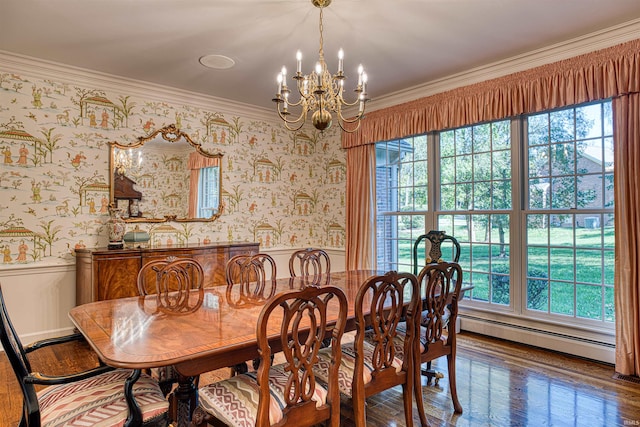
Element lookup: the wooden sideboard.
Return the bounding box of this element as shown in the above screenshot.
[75,241,259,305]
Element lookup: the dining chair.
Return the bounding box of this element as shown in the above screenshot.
[137,255,205,297]
[412,230,462,384]
[412,261,464,424]
[412,230,461,275]
[226,252,278,307]
[225,252,278,374]
[0,284,170,427]
[314,270,423,427]
[136,256,205,421]
[191,284,348,427]
[289,247,331,285]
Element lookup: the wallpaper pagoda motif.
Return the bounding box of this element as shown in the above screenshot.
[0,63,346,265]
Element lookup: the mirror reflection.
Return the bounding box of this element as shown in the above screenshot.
[110,124,224,223]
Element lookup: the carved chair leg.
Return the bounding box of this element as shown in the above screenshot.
[447,354,463,414]
[415,363,431,427]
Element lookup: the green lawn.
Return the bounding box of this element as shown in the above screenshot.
[395,224,614,322]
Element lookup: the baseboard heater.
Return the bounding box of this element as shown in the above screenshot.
[460,315,615,364]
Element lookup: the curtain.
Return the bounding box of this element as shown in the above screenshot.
[343,39,640,149]
[188,152,220,218]
[340,38,640,373]
[345,144,376,270]
[614,93,640,376]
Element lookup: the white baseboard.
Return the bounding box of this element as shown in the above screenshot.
[460,316,615,364]
[22,327,78,346]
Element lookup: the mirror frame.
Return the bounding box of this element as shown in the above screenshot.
[109,124,224,223]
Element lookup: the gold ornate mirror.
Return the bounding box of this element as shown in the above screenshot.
[109,124,224,223]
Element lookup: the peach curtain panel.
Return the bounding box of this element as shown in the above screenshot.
[342,38,640,374]
[188,152,220,218]
[345,144,376,270]
[613,93,640,376]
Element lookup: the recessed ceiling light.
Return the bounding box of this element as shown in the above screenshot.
[199,54,235,70]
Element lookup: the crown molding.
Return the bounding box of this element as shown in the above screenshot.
[3,18,640,122]
[0,50,274,122]
[368,18,640,113]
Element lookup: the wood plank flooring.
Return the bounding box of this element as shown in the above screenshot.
[2,332,640,427]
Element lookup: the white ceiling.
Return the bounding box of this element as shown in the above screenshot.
[3,0,640,111]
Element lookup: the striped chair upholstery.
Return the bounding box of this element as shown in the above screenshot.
[314,271,421,427]
[192,285,348,427]
[39,369,169,427]
[315,336,404,396]
[0,283,169,427]
[196,364,328,426]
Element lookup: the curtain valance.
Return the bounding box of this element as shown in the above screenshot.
[342,38,640,148]
[188,151,219,169]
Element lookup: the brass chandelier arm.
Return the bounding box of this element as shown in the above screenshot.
[336,109,366,124]
[275,103,308,132]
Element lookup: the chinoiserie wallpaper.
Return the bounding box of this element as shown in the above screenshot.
[0,55,346,266]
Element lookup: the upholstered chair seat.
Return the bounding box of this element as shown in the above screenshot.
[314,338,404,397]
[197,364,328,426]
[39,369,169,427]
[313,271,422,427]
[192,284,347,427]
[0,283,169,427]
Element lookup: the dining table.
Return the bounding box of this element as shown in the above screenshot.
[68,269,384,427]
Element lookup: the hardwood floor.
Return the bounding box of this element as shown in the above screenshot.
[2,332,640,427]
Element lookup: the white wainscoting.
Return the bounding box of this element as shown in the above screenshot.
[0,262,77,344]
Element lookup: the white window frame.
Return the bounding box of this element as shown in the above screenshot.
[375,99,615,342]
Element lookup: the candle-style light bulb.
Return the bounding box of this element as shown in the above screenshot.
[338,49,344,73]
[362,72,368,93]
[296,51,302,74]
[357,64,364,85]
[276,73,283,94]
[315,62,322,86]
[281,66,287,87]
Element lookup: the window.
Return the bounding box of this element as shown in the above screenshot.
[375,136,428,272]
[525,102,614,322]
[197,166,220,218]
[438,120,512,306]
[375,99,614,330]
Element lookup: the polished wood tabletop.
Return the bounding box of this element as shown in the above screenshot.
[68,270,382,376]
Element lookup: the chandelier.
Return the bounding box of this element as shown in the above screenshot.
[272,0,368,133]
